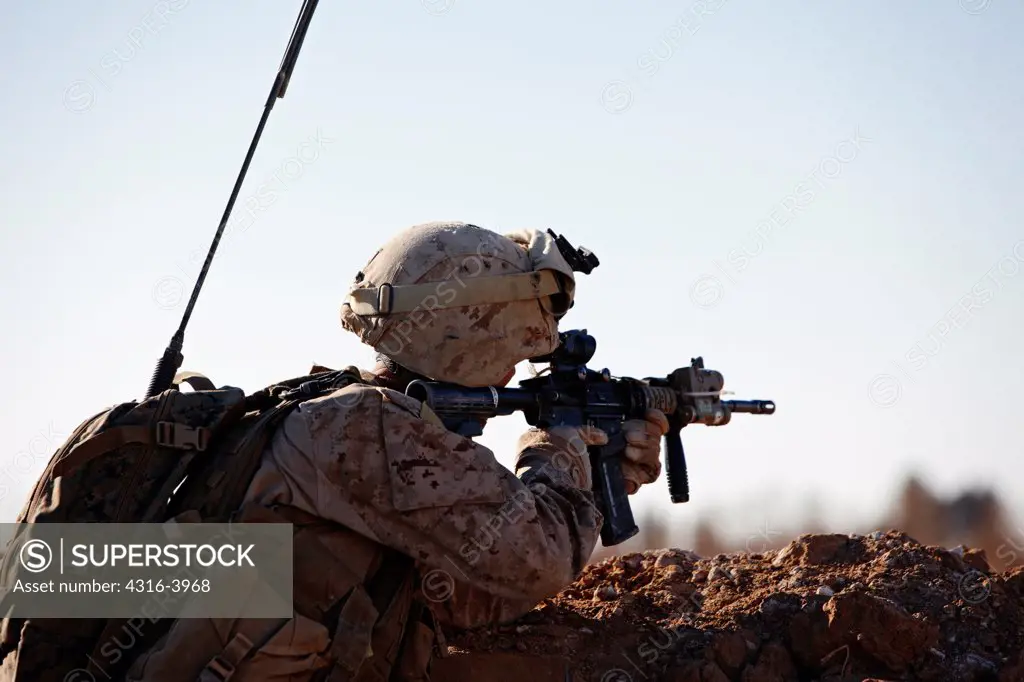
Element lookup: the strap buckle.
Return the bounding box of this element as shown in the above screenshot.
[198,632,256,682]
[377,283,394,315]
[199,655,235,682]
[156,421,210,451]
[280,370,360,401]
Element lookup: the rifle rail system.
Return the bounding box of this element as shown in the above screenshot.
[407,326,776,546]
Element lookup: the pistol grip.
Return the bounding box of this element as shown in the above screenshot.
[589,431,639,546]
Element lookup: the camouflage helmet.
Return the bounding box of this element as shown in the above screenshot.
[340,221,577,386]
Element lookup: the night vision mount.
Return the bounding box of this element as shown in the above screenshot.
[547,229,600,275]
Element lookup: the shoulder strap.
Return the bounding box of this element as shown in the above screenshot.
[169,366,366,522]
[173,371,217,391]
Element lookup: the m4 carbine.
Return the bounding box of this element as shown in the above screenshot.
[405,329,776,546]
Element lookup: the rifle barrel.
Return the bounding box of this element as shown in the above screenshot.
[723,399,776,415]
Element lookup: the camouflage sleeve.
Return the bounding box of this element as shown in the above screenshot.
[292,385,603,629]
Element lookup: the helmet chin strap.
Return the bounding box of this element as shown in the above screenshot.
[373,354,428,390]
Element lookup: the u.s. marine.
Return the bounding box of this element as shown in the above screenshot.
[125,221,669,681]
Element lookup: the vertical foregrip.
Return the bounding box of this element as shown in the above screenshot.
[665,428,690,503]
[590,434,639,546]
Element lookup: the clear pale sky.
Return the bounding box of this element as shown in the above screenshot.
[1,1,1022,543]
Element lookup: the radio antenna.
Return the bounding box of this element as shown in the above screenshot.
[144,0,320,398]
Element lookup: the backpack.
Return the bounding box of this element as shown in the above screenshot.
[0,366,365,682]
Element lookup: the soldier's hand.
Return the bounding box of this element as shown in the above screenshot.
[620,409,670,494]
[515,425,608,489]
[545,424,609,450]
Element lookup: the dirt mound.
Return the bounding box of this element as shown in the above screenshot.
[435,532,1024,682]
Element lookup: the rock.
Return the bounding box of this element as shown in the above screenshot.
[787,607,834,669]
[741,642,797,682]
[771,543,797,567]
[594,586,618,601]
[962,653,996,673]
[963,548,991,572]
[710,631,748,676]
[803,534,856,564]
[656,552,683,568]
[939,549,967,573]
[700,662,731,682]
[665,663,703,682]
[758,593,801,618]
[998,648,1024,682]
[823,592,939,671]
[708,566,733,583]
[655,548,701,568]
[772,534,860,567]
[659,564,686,579]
